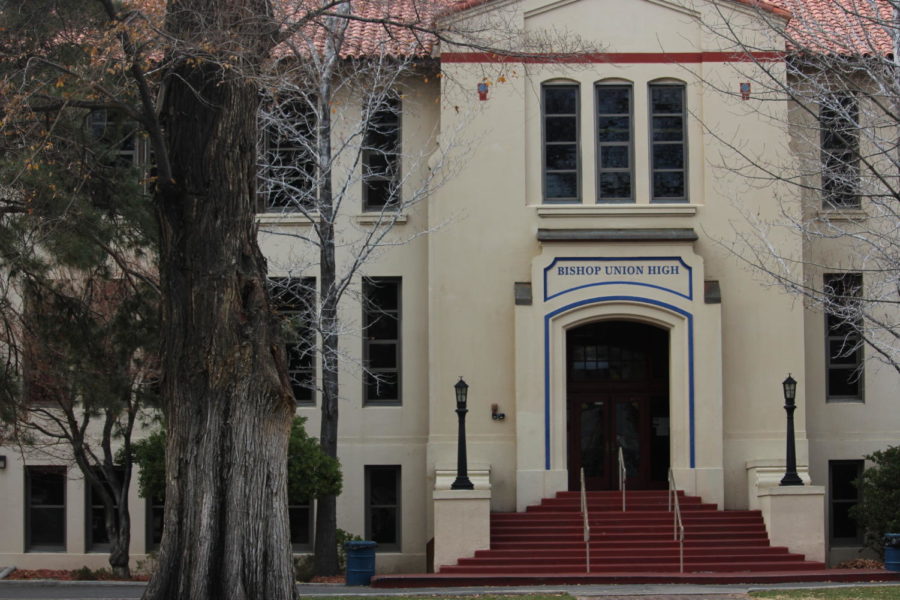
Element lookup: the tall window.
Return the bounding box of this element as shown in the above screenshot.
[829,460,863,545]
[261,99,317,211]
[596,85,633,202]
[820,94,859,208]
[649,84,687,202]
[289,500,313,551]
[543,84,579,202]
[146,492,164,552]
[86,468,124,552]
[26,466,66,551]
[88,110,140,168]
[365,465,400,550]
[269,277,316,405]
[363,277,401,405]
[824,273,864,401]
[363,97,401,211]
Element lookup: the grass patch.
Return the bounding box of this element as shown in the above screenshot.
[750,586,900,600]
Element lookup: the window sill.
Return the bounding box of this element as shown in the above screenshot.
[355,213,407,225]
[256,212,315,225]
[817,209,866,222]
[536,204,698,218]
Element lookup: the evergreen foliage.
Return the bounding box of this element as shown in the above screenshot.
[850,446,900,556]
[133,417,341,505]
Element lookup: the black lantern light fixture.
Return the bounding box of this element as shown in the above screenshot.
[451,377,474,490]
[780,374,803,486]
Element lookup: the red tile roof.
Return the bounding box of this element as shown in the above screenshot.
[774,0,894,55]
[272,0,893,59]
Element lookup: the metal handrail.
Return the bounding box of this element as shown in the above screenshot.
[580,468,591,573]
[618,446,626,512]
[668,468,685,573]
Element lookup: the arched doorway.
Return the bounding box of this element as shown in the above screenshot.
[566,320,669,490]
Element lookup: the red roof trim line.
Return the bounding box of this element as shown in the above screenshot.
[440,51,786,63]
[727,0,793,19]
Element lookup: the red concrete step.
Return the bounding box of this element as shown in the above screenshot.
[527,502,719,512]
[473,545,793,559]
[458,553,807,566]
[491,531,771,543]
[491,523,767,534]
[489,538,777,551]
[442,488,831,578]
[439,560,828,574]
[474,544,800,562]
[493,509,764,521]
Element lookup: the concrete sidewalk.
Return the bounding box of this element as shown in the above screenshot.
[0,579,897,600]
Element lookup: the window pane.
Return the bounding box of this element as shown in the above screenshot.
[546,117,576,142]
[544,87,577,114]
[597,117,630,142]
[366,315,398,340]
[653,172,685,198]
[653,144,684,169]
[30,508,65,547]
[832,464,860,499]
[149,503,164,548]
[601,146,629,169]
[545,173,577,199]
[365,372,398,402]
[596,87,630,114]
[90,507,109,545]
[832,502,858,539]
[368,343,398,369]
[652,117,684,141]
[364,179,392,209]
[829,340,860,365]
[30,471,65,505]
[365,281,399,311]
[289,505,311,545]
[599,173,631,198]
[651,87,684,113]
[828,369,861,397]
[546,144,577,170]
[370,508,398,544]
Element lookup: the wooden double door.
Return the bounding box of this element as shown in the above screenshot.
[566,321,670,491]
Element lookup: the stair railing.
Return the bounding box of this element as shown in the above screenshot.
[618,446,626,511]
[580,468,591,573]
[668,467,685,573]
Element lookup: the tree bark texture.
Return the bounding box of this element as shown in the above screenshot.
[314,72,341,576]
[143,3,294,599]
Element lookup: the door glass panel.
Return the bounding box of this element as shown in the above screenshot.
[616,400,641,478]
[580,401,606,480]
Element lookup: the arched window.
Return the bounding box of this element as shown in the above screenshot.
[649,82,687,202]
[542,82,580,202]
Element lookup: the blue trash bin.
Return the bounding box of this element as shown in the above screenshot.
[885,534,900,572]
[345,540,378,585]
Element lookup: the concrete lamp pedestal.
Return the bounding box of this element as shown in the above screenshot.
[757,485,826,563]
[433,488,491,573]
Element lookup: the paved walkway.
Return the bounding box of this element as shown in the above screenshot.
[0,579,898,599]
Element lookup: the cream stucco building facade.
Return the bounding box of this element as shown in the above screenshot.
[1,0,897,575]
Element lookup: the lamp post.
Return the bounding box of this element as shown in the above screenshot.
[780,374,803,486]
[451,377,474,490]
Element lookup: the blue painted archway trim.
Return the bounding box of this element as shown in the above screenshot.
[543,296,695,471]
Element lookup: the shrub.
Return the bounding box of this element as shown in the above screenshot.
[293,528,362,582]
[849,445,900,556]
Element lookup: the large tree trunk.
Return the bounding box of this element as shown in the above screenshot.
[143,3,294,599]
